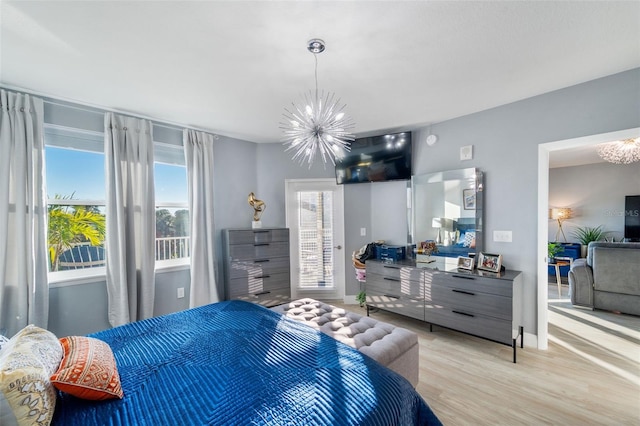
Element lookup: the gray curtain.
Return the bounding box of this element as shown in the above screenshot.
[0,90,48,336]
[105,113,156,327]
[183,129,218,307]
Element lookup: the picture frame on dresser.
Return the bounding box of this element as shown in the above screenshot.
[477,252,503,272]
[457,256,474,270]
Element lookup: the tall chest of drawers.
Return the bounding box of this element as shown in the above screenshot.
[222,228,291,307]
[366,258,523,362]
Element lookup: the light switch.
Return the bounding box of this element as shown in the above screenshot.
[177,287,185,298]
[493,231,512,242]
[360,227,367,237]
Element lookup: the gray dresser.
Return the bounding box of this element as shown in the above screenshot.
[222,228,291,307]
[366,258,523,362]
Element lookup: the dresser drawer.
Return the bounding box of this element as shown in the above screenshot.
[366,272,423,299]
[227,272,290,298]
[430,271,513,298]
[228,257,290,279]
[367,261,423,282]
[366,291,425,321]
[226,229,289,245]
[228,241,289,260]
[425,308,513,345]
[230,286,291,307]
[429,284,512,321]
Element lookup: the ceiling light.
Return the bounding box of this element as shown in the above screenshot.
[280,39,355,168]
[596,138,640,164]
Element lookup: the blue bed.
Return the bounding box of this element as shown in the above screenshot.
[53,300,441,425]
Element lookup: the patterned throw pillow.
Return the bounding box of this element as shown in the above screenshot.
[463,231,476,248]
[0,325,63,426]
[50,336,123,401]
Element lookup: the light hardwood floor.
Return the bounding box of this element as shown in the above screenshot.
[332,282,639,425]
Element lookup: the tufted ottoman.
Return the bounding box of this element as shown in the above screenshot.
[271,298,419,387]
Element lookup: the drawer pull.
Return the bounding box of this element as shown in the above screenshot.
[253,230,269,234]
[255,275,271,279]
[383,265,400,270]
[254,291,271,296]
[254,259,270,263]
[383,294,399,299]
[254,243,270,247]
[452,274,475,280]
[452,289,475,296]
[384,277,401,282]
[452,310,475,318]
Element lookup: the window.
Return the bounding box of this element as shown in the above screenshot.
[45,126,106,274]
[45,122,191,277]
[154,162,190,265]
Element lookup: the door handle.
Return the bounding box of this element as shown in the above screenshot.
[334,245,342,250]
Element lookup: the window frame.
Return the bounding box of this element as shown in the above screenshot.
[44,124,192,287]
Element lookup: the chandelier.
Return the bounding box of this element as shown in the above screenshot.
[281,39,355,168]
[596,137,640,164]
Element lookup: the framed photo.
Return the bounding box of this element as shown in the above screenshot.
[463,189,476,210]
[477,252,503,273]
[457,256,474,270]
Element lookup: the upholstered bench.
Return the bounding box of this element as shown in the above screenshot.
[271,298,419,387]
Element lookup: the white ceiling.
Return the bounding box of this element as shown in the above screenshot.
[1,1,639,146]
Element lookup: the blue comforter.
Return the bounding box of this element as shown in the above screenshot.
[53,300,441,425]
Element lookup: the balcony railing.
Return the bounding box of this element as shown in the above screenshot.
[56,236,190,270]
[155,236,190,261]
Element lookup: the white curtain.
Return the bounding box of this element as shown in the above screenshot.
[183,129,218,307]
[0,90,49,336]
[105,113,156,327]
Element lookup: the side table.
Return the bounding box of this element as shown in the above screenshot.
[551,258,571,297]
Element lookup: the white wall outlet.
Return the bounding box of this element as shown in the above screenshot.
[360,227,367,237]
[460,145,474,161]
[177,287,185,299]
[493,230,513,242]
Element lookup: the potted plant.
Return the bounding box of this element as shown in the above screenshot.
[548,242,564,263]
[356,290,366,307]
[571,225,604,257]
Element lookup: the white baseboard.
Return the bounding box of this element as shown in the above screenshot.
[342,295,358,305]
[523,331,538,349]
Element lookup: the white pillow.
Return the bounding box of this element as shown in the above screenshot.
[0,325,62,426]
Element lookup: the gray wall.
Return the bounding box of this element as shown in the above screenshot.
[549,162,640,243]
[48,268,191,337]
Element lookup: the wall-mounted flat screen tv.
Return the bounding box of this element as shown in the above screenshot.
[335,131,412,184]
[625,195,640,242]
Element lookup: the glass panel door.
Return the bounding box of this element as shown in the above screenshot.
[285,179,345,300]
[297,190,334,289]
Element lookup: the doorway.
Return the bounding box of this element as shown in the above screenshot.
[536,127,639,349]
[285,179,346,301]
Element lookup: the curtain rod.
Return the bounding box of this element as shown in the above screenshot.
[0,83,220,136]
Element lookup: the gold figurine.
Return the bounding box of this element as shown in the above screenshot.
[248,192,266,221]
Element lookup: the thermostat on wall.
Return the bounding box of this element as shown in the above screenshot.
[426,134,438,146]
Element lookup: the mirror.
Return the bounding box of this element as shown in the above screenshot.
[409,168,483,258]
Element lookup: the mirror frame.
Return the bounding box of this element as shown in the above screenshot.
[408,167,484,256]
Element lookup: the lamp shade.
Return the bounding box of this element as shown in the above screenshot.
[549,208,572,220]
[432,217,457,231]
